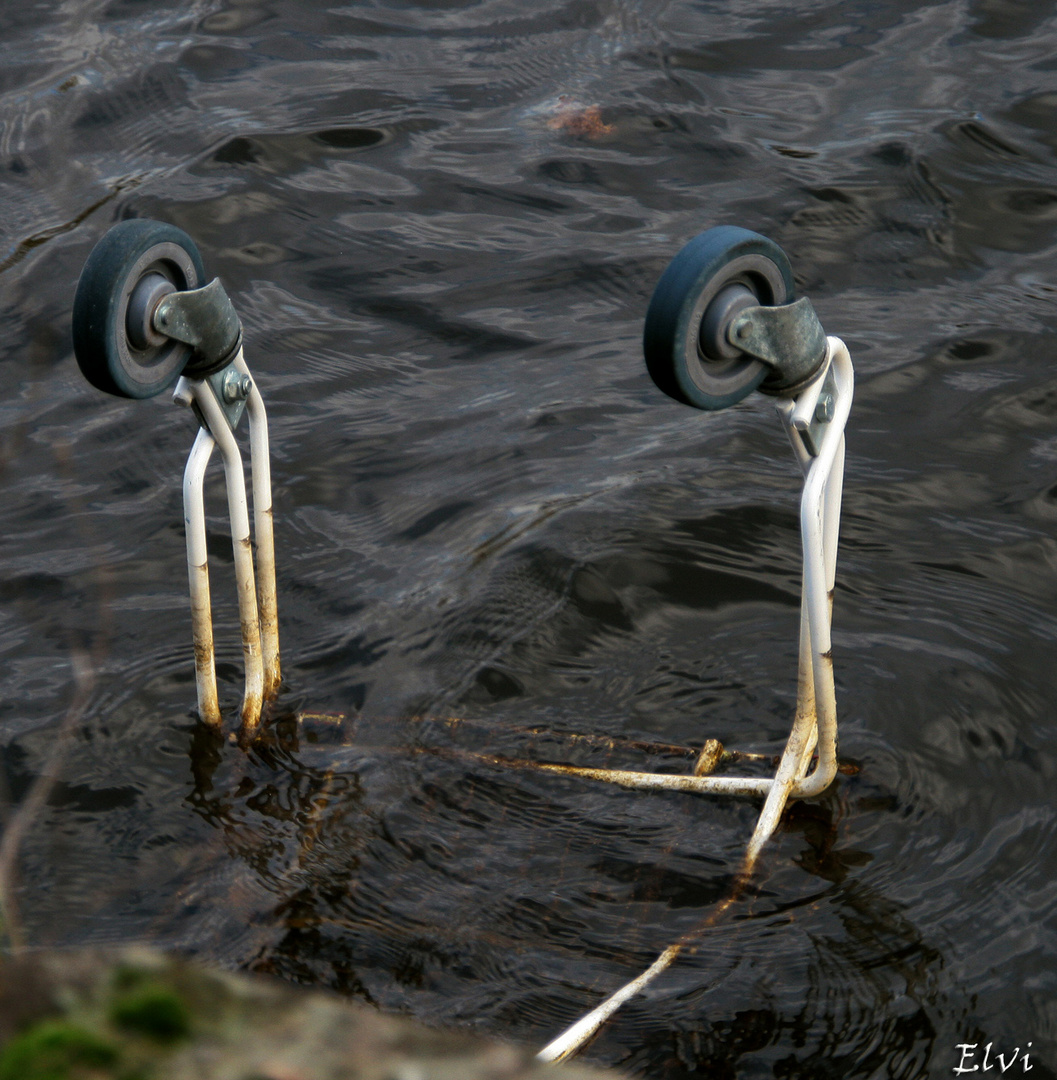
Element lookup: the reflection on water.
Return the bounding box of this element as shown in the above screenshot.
[2,0,1057,1075]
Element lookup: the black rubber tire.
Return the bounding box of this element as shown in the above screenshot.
[72,219,206,399]
[643,225,795,410]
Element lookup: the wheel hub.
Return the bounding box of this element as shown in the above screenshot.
[698,282,758,363]
[126,272,176,352]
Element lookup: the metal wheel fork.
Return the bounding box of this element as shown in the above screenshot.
[174,350,280,742]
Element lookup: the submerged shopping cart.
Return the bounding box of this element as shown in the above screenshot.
[72,218,853,1058]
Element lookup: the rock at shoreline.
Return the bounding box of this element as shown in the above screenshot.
[0,948,623,1080]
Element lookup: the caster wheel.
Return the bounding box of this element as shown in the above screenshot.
[643,225,794,410]
[72,219,206,399]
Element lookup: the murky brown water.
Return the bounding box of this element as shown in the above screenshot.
[3,0,1057,1076]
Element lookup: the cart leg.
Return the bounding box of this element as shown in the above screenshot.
[184,427,221,727]
[239,353,280,700]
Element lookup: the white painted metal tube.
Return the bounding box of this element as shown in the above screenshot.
[776,390,821,781]
[183,426,221,727]
[235,351,280,700]
[789,337,853,798]
[529,762,775,797]
[191,378,265,735]
[823,436,845,593]
[537,945,682,1064]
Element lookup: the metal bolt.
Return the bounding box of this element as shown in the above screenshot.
[814,392,834,423]
[222,370,252,403]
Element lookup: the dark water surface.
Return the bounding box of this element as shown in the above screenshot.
[3,0,1057,1075]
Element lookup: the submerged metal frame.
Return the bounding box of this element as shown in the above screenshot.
[162,322,853,1057]
[536,336,854,1063]
[174,348,280,739]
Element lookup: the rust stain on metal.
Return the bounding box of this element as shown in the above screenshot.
[192,639,214,668]
[257,509,279,673]
[298,712,346,725]
[693,739,724,776]
[521,726,697,758]
[189,563,220,726]
[263,662,281,700]
[238,695,264,746]
[241,615,262,656]
[410,715,700,759]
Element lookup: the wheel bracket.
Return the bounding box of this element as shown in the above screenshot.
[728,296,827,396]
[789,361,837,458]
[154,278,243,377]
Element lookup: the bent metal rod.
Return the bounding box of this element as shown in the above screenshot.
[536,336,854,1064]
[173,349,280,741]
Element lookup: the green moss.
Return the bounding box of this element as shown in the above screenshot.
[110,964,148,993]
[0,1019,119,1080]
[109,986,190,1045]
